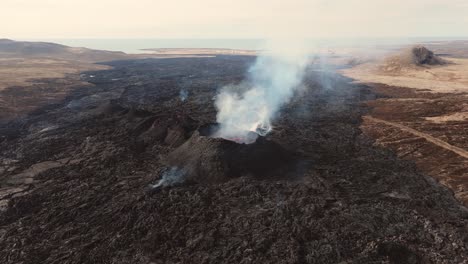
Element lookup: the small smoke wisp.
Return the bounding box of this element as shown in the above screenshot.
[179,89,188,101]
[150,167,186,189]
[214,40,309,143]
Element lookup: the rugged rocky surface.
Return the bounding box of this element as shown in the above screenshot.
[362,84,468,206]
[164,127,293,184]
[1,56,468,263]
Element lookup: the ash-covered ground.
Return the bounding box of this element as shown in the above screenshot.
[1,55,468,263]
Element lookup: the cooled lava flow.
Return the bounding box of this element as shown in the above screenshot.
[164,123,294,184]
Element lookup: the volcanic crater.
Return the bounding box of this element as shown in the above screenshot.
[163,123,295,184]
[1,55,468,264]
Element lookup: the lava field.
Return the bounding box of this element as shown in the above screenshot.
[1,55,468,263]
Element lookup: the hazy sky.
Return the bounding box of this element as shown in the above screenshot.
[2,0,468,39]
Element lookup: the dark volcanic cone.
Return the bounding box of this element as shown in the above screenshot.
[382,45,448,73]
[165,123,294,184]
[410,45,447,65]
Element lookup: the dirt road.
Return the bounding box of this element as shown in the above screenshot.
[364,116,468,159]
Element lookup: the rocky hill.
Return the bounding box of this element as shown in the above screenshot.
[0,39,128,62]
[380,45,448,73]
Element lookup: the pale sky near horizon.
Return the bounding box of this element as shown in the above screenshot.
[2,0,468,39]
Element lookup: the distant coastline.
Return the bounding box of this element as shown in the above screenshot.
[141,48,258,56]
[18,39,266,53]
[15,37,468,54]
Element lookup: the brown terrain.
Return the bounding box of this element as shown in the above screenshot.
[0,39,254,122]
[0,39,130,122]
[343,43,468,206]
[361,86,468,205]
[1,40,468,263]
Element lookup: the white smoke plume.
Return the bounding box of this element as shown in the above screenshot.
[179,89,188,101]
[214,39,310,143]
[150,167,186,188]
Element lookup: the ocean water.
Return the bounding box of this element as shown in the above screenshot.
[21,37,468,54]
[33,39,266,53]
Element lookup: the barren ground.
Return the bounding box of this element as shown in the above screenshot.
[361,85,468,205]
[1,54,468,263]
[0,58,111,122]
[0,58,111,91]
[340,41,468,207]
[0,43,255,122]
[341,57,468,93]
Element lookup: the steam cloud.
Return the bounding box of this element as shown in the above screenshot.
[214,40,309,143]
[179,89,188,101]
[150,167,186,189]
